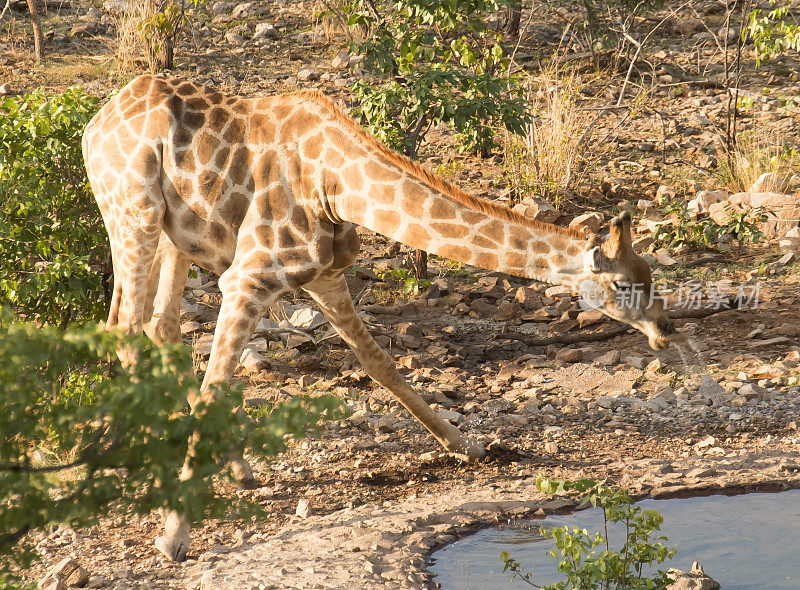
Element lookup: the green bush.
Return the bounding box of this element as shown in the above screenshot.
[0,312,345,583]
[345,0,528,157]
[501,478,675,590]
[0,88,107,327]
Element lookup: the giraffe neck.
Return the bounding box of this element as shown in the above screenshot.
[326,152,593,289]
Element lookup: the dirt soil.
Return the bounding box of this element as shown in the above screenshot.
[6,0,800,588]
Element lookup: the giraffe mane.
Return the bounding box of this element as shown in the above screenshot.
[291,89,587,242]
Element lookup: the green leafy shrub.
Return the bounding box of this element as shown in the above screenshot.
[501,478,675,589]
[345,0,528,157]
[0,312,345,582]
[0,88,107,327]
[653,202,769,252]
[746,1,800,66]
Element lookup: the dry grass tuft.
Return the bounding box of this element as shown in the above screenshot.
[503,62,596,208]
[717,129,800,194]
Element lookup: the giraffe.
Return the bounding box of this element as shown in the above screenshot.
[82,73,678,561]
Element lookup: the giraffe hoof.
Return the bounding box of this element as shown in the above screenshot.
[452,438,486,462]
[155,534,189,562]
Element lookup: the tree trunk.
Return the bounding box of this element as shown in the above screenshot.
[143,0,175,72]
[404,136,428,282]
[503,0,522,36]
[26,0,43,61]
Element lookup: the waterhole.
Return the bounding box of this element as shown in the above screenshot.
[430,490,800,589]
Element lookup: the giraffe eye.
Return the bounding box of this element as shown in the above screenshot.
[612,281,631,291]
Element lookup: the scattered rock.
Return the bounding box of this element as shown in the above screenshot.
[655,249,678,266]
[297,68,320,81]
[555,348,583,363]
[595,350,621,366]
[295,499,311,518]
[254,22,280,40]
[240,348,269,373]
[437,409,463,424]
[0,83,12,95]
[697,375,726,399]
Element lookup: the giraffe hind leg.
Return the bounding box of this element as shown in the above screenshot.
[302,269,485,460]
[143,231,191,345]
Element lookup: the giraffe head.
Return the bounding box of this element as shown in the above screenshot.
[579,212,680,350]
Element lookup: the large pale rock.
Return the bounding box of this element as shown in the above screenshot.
[569,212,603,234]
[331,50,351,69]
[687,189,727,215]
[749,172,790,194]
[39,558,89,589]
[667,561,720,590]
[512,198,558,223]
[254,22,280,40]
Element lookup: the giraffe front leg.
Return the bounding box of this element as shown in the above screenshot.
[155,269,287,561]
[303,271,485,461]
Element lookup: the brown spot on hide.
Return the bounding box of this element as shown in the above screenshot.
[342,164,363,191]
[431,222,469,239]
[256,225,274,248]
[249,113,276,145]
[208,107,228,133]
[185,96,210,110]
[302,134,323,160]
[291,207,311,234]
[506,252,527,269]
[431,199,456,220]
[373,184,396,206]
[183,110,205,130]
[219,192,250,228]
[475,252,498,269]
[196,131,220,166]
[374,209,400,230]
[198,170,222,202]
[461,211,484,224]
[280,112,322,143]
[287,268,317,289]
[123,100,147,119]
[439,244,471,262]
[365,160,400,182]
[331,224,359,269]
[278,226,296,248]
[177,83,195,97]
[478,220,503,243]
[209,222,227,246]
[472,236,496,249]
[222,117,246,145]
[531,241,550,254]
[324,146,345,167]
[403,224,431,250]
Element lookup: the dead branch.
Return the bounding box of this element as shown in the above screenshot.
[496,298,741,346]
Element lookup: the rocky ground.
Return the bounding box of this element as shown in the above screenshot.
[5,0,800,588]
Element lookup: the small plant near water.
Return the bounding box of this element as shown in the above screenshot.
[377,268,431,298]
[500,477,676,589]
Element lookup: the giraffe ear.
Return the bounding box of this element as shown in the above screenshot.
[606,211,633,257]
[585,246,605,273]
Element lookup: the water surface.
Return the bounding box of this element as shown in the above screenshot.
[430,490,800,589]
